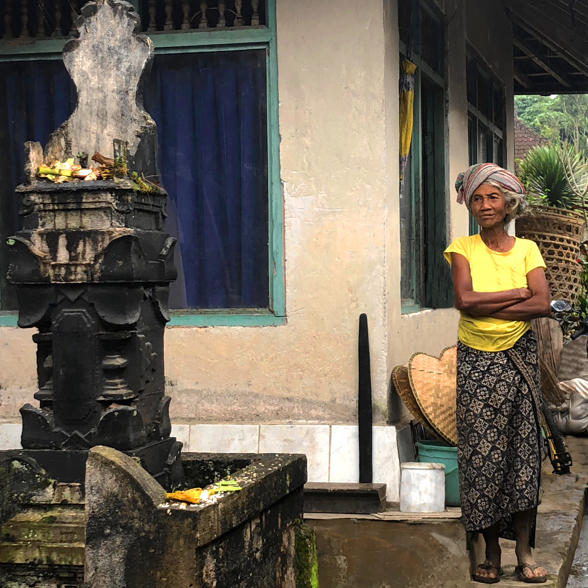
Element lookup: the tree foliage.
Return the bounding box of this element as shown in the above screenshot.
[515,94,588,155]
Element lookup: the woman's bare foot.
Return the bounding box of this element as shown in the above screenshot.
[477,524,501,583]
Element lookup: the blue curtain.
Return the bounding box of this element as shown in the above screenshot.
[1,49,269,310]
[2,60,76,236]
[144,51,269,309]
[0,61,76,310]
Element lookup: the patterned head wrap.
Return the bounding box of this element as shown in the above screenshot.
[455,163,525,208]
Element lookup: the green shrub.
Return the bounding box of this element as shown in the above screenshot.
[518,144,585,209]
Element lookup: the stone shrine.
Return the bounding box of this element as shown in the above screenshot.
[7,0,180,486]
[0,2,310,586]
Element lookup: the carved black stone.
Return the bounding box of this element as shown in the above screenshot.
[6,0,182,488]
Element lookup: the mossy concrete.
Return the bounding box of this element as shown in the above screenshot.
[0,453,86,586]
[2,507,85,544]
[1,447,307,587]
[85,447,307,588]
[295,524,319,588]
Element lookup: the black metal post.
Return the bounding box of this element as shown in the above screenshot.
[358,313,373,483]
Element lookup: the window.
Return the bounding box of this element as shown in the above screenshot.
[0,0,283,326]
[466,49,506,234]
[398,0,452,311]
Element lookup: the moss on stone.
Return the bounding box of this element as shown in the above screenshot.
[295,523,319,588]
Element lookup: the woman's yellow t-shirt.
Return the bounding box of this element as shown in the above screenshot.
[443,235,547,352]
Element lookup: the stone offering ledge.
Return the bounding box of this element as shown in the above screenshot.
[0,448,309,587]
[84,448,308,587]
[17,179,159,193]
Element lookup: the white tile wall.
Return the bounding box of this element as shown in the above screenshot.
[171,424,190,449]
[0,424,22,450]
[189,424,259,453]
[0,421,400,499]
[329,425,359,483]
[259,424,330,482]
[373,425,401,502]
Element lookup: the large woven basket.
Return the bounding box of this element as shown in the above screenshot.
[516,206,584,305]
[407,346,458,446]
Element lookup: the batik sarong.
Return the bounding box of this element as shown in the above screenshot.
[456,329,543,545]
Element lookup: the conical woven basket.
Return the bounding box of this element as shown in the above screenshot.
[408,346,458,446]
[516,206,584,305]
[392,364,428,427]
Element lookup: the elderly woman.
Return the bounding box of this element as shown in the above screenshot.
[444,163,551,584]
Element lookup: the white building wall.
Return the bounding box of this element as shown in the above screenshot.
[0,0,515,503]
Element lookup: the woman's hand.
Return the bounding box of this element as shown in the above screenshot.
[450,253,531,316]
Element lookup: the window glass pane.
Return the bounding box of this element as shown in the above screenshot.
[0,60,76,310]
[144,50,269,309]
[398,0,412,48]
[420,3,444,75]
[493,85,504,128]
[466,56,477,107]
[468,115,477,165]
[479,123,490,163]
[0,51,270,312]
[494,136,503,166]
[477,72,492,120]
[421,78,450,307]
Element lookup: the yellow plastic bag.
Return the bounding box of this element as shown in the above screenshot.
[166,488,203,504]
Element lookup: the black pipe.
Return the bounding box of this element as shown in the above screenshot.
[358,313,373,483]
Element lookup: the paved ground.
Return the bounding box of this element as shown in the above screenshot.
[306,436,588,588]
[568,512,588,587]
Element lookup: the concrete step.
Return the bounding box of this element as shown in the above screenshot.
[304,483,387,514]
[0,541,85,566]
[18,481,84,506]
[0,506,85,568]
[568,516,588,588]
[1,508,85,544]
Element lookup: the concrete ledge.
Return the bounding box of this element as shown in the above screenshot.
[304,483,387,514]
[85,448,308,588]
[305,507,462,522]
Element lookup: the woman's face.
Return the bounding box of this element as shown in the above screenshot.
[470,183,510,229]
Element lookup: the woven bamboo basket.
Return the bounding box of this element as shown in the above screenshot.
[407,346,458,446]
[516,206,584,305]
[532,317,567,406]
[392,365,428,428]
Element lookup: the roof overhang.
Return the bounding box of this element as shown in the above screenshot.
[503,0,588,94]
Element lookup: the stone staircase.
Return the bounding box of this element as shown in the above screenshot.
[0,483,85,588]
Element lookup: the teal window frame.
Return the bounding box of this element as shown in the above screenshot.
[399,0,452,314]
[0,0,284,328]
